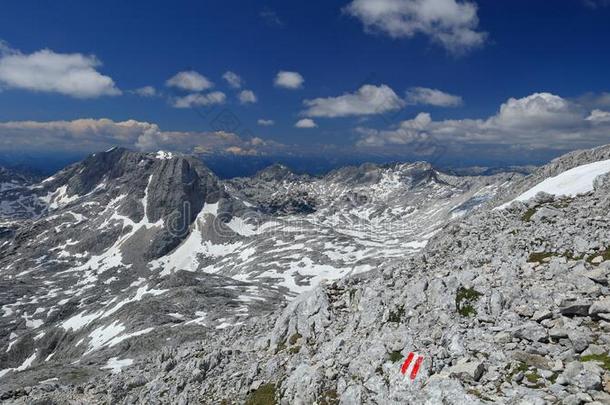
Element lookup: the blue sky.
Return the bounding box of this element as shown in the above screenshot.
[1,0,610,172]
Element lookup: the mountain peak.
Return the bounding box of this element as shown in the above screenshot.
[254,163,297,182]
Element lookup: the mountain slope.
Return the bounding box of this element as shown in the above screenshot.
[0,149,520,398]
[14,144,610,404]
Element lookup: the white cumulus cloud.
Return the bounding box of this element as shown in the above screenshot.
[295,118,317,128]
[491,92,584,129]
[166,70,213,92]
[0,41,120,98]
[303,84,405,118]
[222,71,243,88]
[344,0,486,54]
[239,89,257,104]
[356,92,610,152]
[587,109,610,123]
[405,87,462,107]
[171,92,226,108]
[274,71,304,89]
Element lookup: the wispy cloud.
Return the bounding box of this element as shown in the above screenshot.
[583,0,610,9]
[132,86,157,97]
[405,87,463,107]
[222,71,243,89]
[171,92,226,108]
[344,0,486,54]
[260,8,284,27]
[257,119,275,126]
[303,84,405,117]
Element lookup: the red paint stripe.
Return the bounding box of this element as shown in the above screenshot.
[410,356,424,380]
[400,352,415,375]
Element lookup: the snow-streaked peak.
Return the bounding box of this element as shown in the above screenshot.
[155,150,174,160]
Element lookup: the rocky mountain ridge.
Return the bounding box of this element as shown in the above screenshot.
[6,144,606,404]
[5,145,608,403]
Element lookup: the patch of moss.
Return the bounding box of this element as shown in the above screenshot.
[603,248,610,261]
[527,252,554,263]
[580,353,610,370]
[587,247,610,265]
[274,343,286,354]
[388,305,405,323]
[456,287,482,317]
[525,371,541,384]
[245,383,276,405]
[562,251,582,261]
[551,198,572,209]
[522,207,537,222]
[388,350,403,363]
[288,345,301,354]
[288,333,302,346]
[318,389,339,405]
[467,388,493,402]
[505,361,528,382]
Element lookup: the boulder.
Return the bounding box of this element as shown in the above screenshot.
[446,360,485,382]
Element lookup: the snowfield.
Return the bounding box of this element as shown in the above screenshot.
[500,158,610,208]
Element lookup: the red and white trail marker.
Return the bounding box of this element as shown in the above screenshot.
[400,352,424,381]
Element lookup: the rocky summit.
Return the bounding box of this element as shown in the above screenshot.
[2,145,610,404]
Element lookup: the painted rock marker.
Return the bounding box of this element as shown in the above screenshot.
[400,352,424,381]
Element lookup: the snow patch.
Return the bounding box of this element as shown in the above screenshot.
[102,357,134,374]
[500,159,610,208]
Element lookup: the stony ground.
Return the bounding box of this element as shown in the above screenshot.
[4,155,610,404]
[0,148,515,398]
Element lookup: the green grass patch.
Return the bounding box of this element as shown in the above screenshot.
[525,371,541,384]
[456,287,482,317]
[388,351,403,363]
[527,252,555,263]
[245,383,276,405]
[550,198,572,209]
[524,370,544,388]
[505,362,528,382]
[467,388,493,402]
[587,247,610,265]
[288,333,302,346]
[562,251,582,261]
[522,207,537,221]
[318,390,339,405]
[580,353,610,370]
